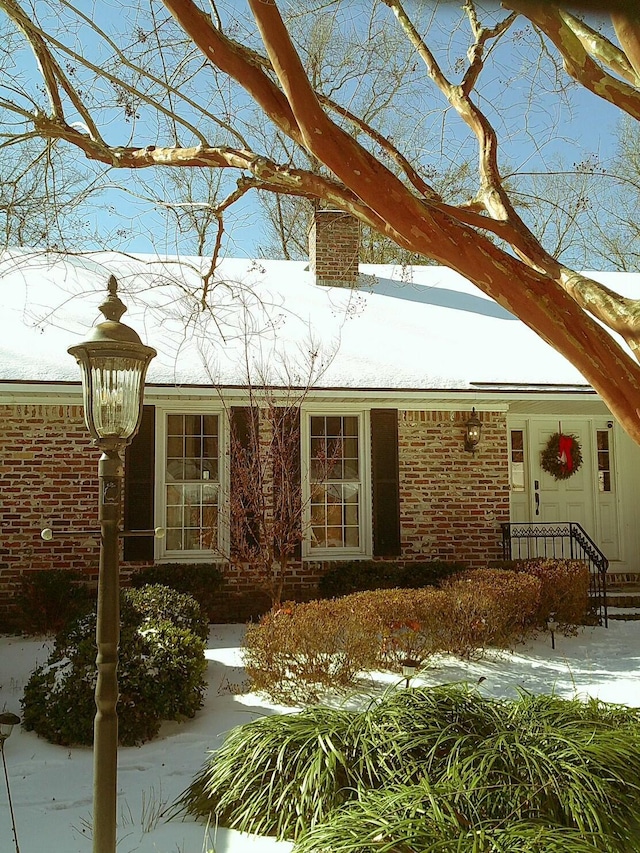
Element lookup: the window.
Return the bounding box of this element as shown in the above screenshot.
[306,414,364,553]
[163,413,220,552]
[596,429,612,493]
[509,429,525,492]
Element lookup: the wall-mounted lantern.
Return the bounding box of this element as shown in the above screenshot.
[464,408,482,454]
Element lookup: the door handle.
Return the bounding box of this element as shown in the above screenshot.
[535,491,540,516]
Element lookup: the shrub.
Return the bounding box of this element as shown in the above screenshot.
[441,569,541,657]
[22,585,207,746]
[521,558,590,628]
[318,559,466,598]
[317,561,401,598]
[346,587,452,669]
[130,562,224,620]
[123,584,209,640]
[244,571,543,702]
[396,560,466,589]
[491,558,591,629]
[243,598,379,704]
[179,684,640,850]
[15,569,94,635]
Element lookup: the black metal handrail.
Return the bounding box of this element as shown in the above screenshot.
[501,522,608,627]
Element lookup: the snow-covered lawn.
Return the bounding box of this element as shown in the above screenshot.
[1,620,639,853]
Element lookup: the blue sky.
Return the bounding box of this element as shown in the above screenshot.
[0,0,628,263]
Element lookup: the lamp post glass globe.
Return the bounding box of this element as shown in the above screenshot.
[0,713,20,742]
[67,276,156,448]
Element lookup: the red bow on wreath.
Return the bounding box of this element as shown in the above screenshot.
[557,434,574,472]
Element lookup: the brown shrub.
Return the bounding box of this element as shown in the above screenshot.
[518,559,590,629]
[242,570,546,703]
[440,569,541,658]
[346,587,451,669]
[242,597,379,703]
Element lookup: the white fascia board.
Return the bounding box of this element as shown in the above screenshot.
[0,380,600,412]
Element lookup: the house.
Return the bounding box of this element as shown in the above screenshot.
[1,212,639,621]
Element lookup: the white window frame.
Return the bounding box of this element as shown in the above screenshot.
[154,403,229,562]
[301,407,372,559]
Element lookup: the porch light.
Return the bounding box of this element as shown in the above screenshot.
[464,408,482,454]
[68,276,156,448]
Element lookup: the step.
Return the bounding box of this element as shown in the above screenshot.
[606,591,640,608]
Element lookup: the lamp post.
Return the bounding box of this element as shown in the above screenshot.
[68,276,155,853]
[0,712,21,853]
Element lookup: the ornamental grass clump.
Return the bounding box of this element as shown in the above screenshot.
[178,684,640,852]
[294,783,608,853]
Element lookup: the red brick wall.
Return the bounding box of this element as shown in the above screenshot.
[0,403,511,621]
[398,410,510,566]
[0,404,102,618]
[308,210,360,288]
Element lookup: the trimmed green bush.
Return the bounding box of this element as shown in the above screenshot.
[22,585,207,746]
[123,583,209,640]
[179,685,640,851]
[396,560,467,589]
[317,559,465,598]
[130,562,224,620]
[317,561,401,597]
[15,569,94,635]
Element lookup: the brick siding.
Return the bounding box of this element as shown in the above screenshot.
[308,210,360,288]
[0,404,101,617]
[398,410,510,566]
[0,403,510,622]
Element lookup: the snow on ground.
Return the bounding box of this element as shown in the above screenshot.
[1,620,640,853]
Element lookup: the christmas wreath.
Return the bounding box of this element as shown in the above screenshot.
[540,432,583,480]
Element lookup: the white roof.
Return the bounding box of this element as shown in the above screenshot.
[1,250,637,391]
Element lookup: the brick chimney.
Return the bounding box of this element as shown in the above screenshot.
[308,209,360,288]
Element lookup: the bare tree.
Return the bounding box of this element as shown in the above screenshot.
[1,1,640,440]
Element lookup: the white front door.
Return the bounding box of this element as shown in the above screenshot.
[508,418,619,560]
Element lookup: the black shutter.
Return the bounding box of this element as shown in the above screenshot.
[123,405,156,561]
[371,408,401,557]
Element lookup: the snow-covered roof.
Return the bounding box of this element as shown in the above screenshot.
[1,250,637,392]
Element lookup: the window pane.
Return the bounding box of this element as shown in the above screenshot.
[167,414,183,435]
[343,416,358,436]
[596,430,612,493]
[326,416,341,436]
[308,415,361,551]
[311,416,326,437]
[202,415,218,437]
[509,430,525,492]
[164,415,220,551]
